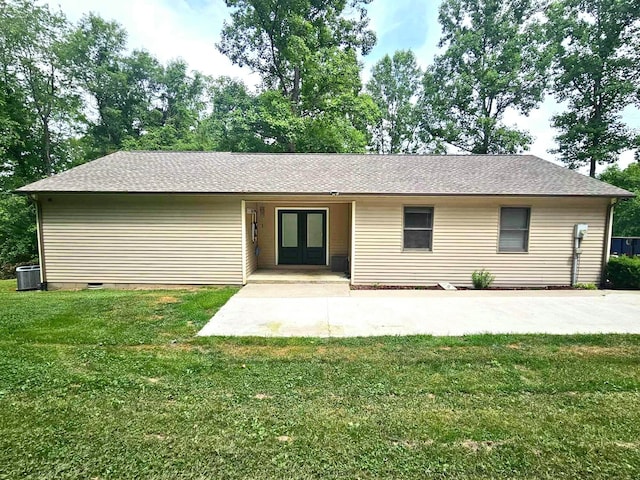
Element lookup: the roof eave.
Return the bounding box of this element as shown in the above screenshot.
[14,190,636,198]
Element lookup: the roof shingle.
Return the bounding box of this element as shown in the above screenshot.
[16,151,633,197]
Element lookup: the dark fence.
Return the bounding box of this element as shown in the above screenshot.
[611,237,640,257]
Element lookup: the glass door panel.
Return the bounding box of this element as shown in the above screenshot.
[306,213,324,248]
[281,213,298,247]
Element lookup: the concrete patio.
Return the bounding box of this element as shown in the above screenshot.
[198,284,640,337]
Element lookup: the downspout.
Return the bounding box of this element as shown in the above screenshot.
[241,200,247,285]
[599,199,616,288]
[350,201,356,285]
[33,195,47,289]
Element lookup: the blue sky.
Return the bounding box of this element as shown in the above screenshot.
[366,0,441,67]
[43,0,637,171]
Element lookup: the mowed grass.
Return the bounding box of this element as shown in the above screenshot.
[1,280,640,479]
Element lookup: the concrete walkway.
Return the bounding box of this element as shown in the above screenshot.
[197,284,640,337]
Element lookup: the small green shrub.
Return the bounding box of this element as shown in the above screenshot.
[575,282,597,290]
[472,269,495,289]
[606,255,640,289]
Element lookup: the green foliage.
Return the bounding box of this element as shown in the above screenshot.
[218,0,375,95]
[0,77,41,188]
[253,90,304,152]
[127,59,209,150]
[217,0,377,152]
[575,282,597,290]
[155,59,207,132]
[471,269,495,289]
[67,14,143,156]
[197,77,265,152]
[546,0,640,177]
[599,163,640,236]
[0,0,82,180]
[606,255,640,289]
[421,0,548,154]
[366,50,428,154]
[66,16,212,155]
[0,195,37,278]
[121,125,202,151]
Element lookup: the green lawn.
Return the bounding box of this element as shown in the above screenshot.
[1,280,639,479]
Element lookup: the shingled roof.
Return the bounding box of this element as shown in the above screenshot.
[16,151,633,197]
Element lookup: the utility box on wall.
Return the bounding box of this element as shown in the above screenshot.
[574,224,588,239]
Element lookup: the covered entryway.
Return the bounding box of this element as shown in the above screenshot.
[277,209,327,265]
[243,200,352,284]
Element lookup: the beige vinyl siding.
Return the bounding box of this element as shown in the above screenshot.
[245,202,258,278]
[353,196,609,287]
[331,203,351,258]
[257,202,350,268]
[40,194,243,285]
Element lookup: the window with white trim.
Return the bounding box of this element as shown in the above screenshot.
[403,207,433,250]
[499,207,530,252]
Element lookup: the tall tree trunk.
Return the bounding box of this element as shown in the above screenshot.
[590,83,602,178]
[285,66,301,153]
[291,66,301,106]
[42,118,52,176]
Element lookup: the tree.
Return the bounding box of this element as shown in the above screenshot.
[217,0,377,152]
[0,194,37,278]
[366,50,425,154]
[66,13,128,156]
[68,15,218,155]
[600,162,640,236]
[1,0,81,178]
[0,65,41,189]
[420,0,548,154]
[0,0,78,277]
[123,59,209,150]
[546,0,640,177]
[66,14,163,156]
[196,77,263,152]
[154,60,206,134]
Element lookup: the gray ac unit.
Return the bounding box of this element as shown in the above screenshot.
[16,265,41,291]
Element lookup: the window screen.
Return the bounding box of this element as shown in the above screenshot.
[499,207,530,252]
[403,207,433,250]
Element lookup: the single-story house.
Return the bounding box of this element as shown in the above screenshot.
[17,151,633,289]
